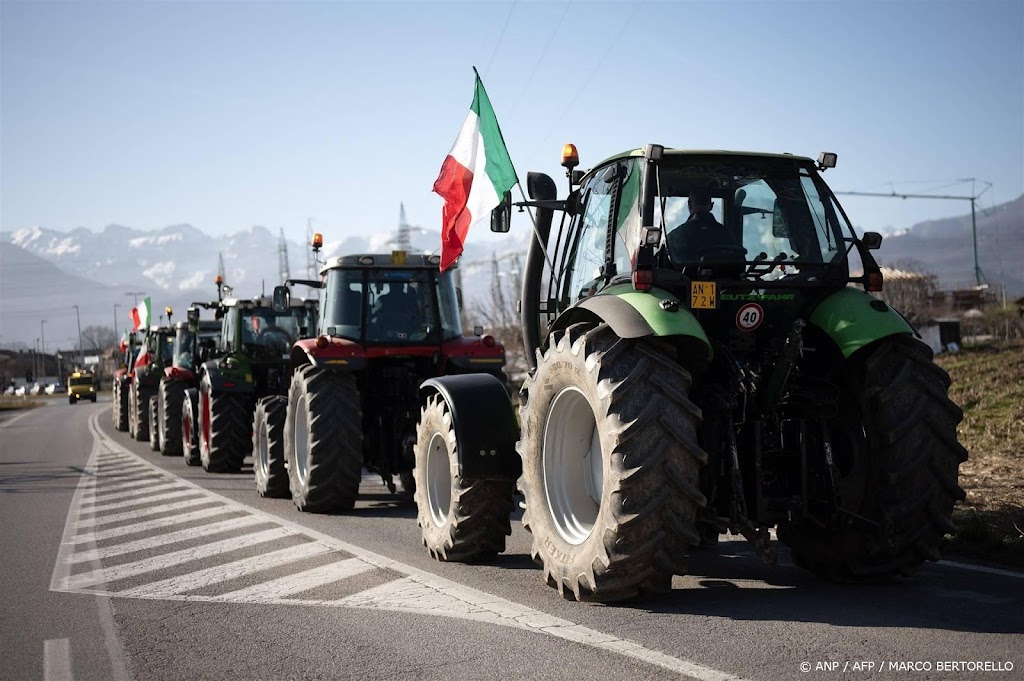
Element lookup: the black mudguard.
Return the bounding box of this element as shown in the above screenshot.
[420,374,521,480]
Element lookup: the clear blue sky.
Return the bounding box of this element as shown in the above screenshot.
[2,0,1022,247]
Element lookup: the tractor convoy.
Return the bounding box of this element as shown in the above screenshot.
[101,144,966,605]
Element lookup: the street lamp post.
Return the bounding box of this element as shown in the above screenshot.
[114,304,121,338]
[72,304,84,368]
[126,291,146,307]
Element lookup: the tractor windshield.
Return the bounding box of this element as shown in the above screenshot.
[173,326,221,370]
[237,306,313,356]
[147,332,174,364]
[321,267,462,344]
[656,158,848,273]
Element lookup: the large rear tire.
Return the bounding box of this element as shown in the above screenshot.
[777,335,967,579]
[132,385,153,442]
[254,395,289,498]
[518,323,707,602]
[199,375,251,473]
[181,388,201,466]
[148,396,160,451]
[285,366,363,513]
[158,380,185,457]
[413,393,514,562]
[113,378,129,431]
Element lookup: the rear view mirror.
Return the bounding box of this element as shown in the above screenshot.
[862,232,883,250]
[490,192,512,233]
[772,200,789,238]
[272,285,290,313]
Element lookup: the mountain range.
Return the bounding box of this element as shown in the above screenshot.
[0,222,530,350]
[2,194,1021,349]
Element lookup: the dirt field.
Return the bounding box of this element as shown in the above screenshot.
[935,339,1024,568]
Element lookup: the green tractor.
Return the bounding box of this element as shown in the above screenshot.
[194,291,318,473]
[128,319,174,442]
[151,308,221,461]
[414,144,967,601]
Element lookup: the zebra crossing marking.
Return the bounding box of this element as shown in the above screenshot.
[83,490,206,514]
[49,412,747,681]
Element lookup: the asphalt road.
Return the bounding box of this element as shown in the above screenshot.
[1,396,1021,681]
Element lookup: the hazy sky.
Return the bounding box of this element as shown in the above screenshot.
[2,0,1022,248]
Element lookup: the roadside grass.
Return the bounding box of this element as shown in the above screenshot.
[935,338,1024,568]
[0,396,44,411]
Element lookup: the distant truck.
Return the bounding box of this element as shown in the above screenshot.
[67,371,97,404]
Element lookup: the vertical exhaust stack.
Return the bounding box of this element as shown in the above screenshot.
[520,172,557,370]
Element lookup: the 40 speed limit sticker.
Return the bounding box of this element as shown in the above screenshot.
[736,303,764,332]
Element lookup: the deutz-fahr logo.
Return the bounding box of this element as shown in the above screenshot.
[721,292,797,302]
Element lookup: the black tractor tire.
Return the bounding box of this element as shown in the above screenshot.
[254,395,290,498]
[148,396,160,451]
[69,396,76,405]
[90,394,97,403]
[199,375,251,473]
[127,383,137,438]
[181,388,201,466]
[413,393,515,562]
[777,335,968,580]
[158,380,185,457]
[518,323,707,602]
[113,379,129,431]
[133,386,154,442]
[285,366,363,513]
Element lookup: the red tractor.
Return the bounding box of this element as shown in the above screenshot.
[261,250,507,512]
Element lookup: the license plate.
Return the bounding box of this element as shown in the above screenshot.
[690,281,717,309]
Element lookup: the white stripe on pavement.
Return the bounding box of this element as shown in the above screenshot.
[117,542,332,599]
[212,557,374,603]
[71,516,269,564]
[43,638,72,681]
[75,497,217,529]
[70,506,239,544]
[66,527,295,590]
[83,490,205,514]
[81,481,185,504]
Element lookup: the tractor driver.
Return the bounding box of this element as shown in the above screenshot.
[666,187,740,263]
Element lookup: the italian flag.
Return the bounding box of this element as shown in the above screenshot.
[130,297,151,332]
[134,342,151,371]
[433,70,517,272]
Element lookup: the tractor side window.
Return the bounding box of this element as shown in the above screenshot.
[322,270,363,340]
[564,174,613,303]
[613,160,641,275]
[736,179,792,261]
[436,270,463,340]
[223,310,239,351]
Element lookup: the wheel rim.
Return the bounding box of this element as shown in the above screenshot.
[425,431,452,527]
[542,387,602,545]
[182,405,192,456]
[293,395,309,480]
[256,415,270,478]
[200,389,211,452]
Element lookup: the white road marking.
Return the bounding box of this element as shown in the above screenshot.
[117,541,333,599]
[83,490,205,514]
[53,413,752,681]
[938,560,1024,580]
[81,481,186,503]
[71,515,269,564]
[43,638,72,681]
[66,527,296,590]
[74,497,217,529]
[213,558,375,603]
[69,506,239,544]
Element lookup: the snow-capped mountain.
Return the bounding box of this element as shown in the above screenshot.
[1,222,532,348]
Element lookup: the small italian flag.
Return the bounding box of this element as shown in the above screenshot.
[131,297,151,332]
[433,69,517,272]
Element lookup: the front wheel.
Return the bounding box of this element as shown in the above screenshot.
[148,396,160,451]
[199,375,251,473]
[777,335,968,579]
[285,366,363,512]
[158,380,185,457]
[518,323,707,602]
[133,386,153,442]
[413,393,514,562]
[181,388,201,466]
[254,395,289,498]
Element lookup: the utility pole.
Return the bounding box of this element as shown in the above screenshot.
[40,320,47,381]
[836,179,992,286]
[72,304,84,368]
[306,218,316,279]
[114,304,121,340]
[278,228,291,283]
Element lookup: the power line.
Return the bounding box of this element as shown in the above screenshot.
[481,1,517,78]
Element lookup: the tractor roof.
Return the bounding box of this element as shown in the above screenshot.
[322,252,445,274]
[175,319,220,331]
[592,148,816,169]
[220,296,315,309]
